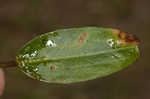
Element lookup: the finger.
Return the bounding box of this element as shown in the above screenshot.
[0,69,5,96]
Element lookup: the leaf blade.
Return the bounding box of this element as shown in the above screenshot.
[16,27,140,83]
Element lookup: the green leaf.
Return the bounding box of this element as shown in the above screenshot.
[16,27,140,84]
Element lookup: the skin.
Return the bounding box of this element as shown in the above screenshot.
[0,69,5,96]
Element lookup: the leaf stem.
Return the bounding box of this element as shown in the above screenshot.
[0,60,17,68]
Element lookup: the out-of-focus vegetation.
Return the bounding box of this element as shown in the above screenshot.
[0,0,149,99]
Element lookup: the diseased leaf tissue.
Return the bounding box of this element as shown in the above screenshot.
[16,27,140,84]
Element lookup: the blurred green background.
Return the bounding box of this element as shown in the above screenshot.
[0,0,149,99]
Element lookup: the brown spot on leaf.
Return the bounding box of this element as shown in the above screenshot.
[119,32,127,39]
[78,32,87,46]
[50,64,56,71]
[112,29,120,35]
[112,29,140,46]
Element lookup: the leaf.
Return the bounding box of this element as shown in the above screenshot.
[16,27,140,84]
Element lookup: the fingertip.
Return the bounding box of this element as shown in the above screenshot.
[0,69,5,96]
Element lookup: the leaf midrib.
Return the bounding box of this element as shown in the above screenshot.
[19,46,137,64]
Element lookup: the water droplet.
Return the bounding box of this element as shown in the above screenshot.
[31,51,37,57]
[107,38,119,49]
[112,56,115,58]
[46,40,57,47]
[114,54,121,58]
[107,39,115,47]
[22,54,30,58]
[112,53,121,59]
[33,68,39,72]
[21,61,25,67]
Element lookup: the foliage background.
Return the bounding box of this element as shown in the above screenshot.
[0,0,149,99]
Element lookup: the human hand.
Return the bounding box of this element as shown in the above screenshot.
[0,69,5,96]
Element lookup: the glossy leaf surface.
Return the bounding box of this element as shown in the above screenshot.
[16,27,140,83]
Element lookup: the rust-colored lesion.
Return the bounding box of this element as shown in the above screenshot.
[112,29,120,36]
[78,32,87,46]
[111,29,140,46]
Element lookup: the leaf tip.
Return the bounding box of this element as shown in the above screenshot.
[111,29,140,46]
